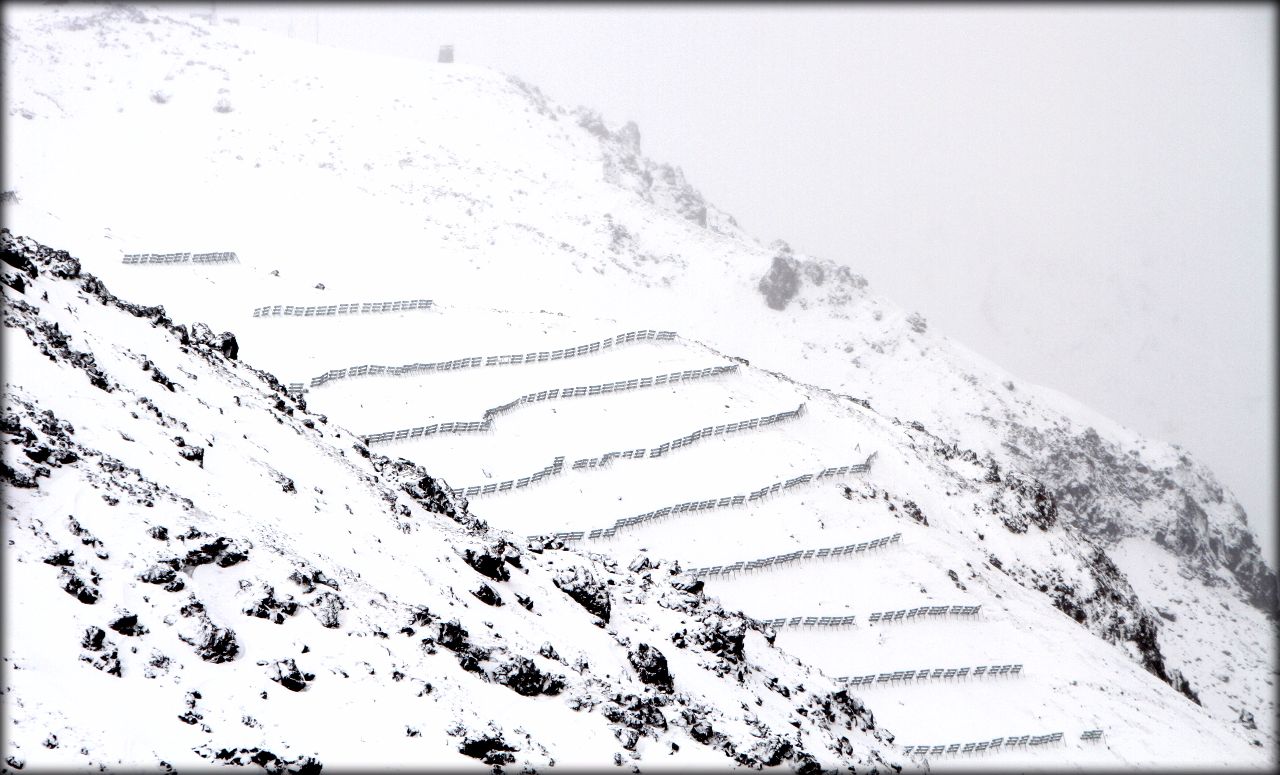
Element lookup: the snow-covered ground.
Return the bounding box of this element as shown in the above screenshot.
[3,232,904,771]
[3,3,1274,770]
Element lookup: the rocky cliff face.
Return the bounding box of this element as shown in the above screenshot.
[572,106,743,238]
[995,417,1278,614]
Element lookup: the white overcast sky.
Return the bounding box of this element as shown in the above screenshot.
[216,3,1275,564]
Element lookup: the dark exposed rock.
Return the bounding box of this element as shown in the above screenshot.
[243,588,299,624]
[670,575,704,595]
[1,269,25,293]
[109,612,148,637]
[150,365,177,392]
[553,565,611,623]
[471,583,503,607]
[758,254,801,311]
[178,609,239,664]
[489,654,566,696]
[173,436,205,466]
[627,643,673,691]
[902,499,929,526]
[436,619,470,652]
[182,536,250,569]
[407,605,435,627]
[461,546,510,582]
[43,549,74,567]
[59,568,99,604]
[691,613,748,664]
[308,591,344,629]
[741,736,793,767]
[79,626,121,676]
[1,239,38,276]
[685,713,714,744]
[602,693,669,750]
[288,566,340,594]
[208,746,322,774]
[261,658,314,692]
[219,332,239,360]
[457,733,516,766]
[398,467,483,531]
[139,563,178,585]
[81,626,107,651]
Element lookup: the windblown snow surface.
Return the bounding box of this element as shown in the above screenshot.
[2,3,1275,772]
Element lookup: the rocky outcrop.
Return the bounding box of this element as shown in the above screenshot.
[79,626,121,676]
[756,241,869,312]
[260,658,314,692]
[627,643,673,691]
[177,599,239,664]
[570,107,742,237]
[758,253,802,311]
[553,565,612,623]
[999,420,1278,614]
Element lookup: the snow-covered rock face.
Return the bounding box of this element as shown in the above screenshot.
[2,230,901,770]
[2,3,1274,769]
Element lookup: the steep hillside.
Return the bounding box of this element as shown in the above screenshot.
[2,3,1274,769]
[2,230,904,772]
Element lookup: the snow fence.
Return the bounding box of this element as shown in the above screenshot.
[455,404,807,498]
[837,662,1023,687]
[253,299,433,318]
[301,328,678,390]
[361,363,739,445]
[900,731,1066,758]
[122,251,239,264]
[686,531,900,578]
[527,451,876,544]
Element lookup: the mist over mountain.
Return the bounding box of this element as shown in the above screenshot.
[2,4,1274,771]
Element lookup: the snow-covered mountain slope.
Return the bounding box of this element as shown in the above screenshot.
[2,231,907,772]
[2,3,1274,769]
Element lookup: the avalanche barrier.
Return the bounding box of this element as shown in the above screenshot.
[253,298,433,318]
[900,731,1064,758]
[302,328,677,389]
[455,404,807,498]
[686,531,900,578]
[525,452,876,544]
[122,251,239,264]
[453,457,566,499]
[866,604,982,624]
[361,363,739,446]
[836,663,1023,687]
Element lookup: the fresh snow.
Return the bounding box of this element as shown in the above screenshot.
[3,3,1274,771]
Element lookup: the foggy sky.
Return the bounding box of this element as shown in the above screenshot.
[218,3,1275,564]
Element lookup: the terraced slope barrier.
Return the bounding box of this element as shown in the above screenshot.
[687,532,900,577]
[454,457,565,498]
[363,363,739,446]
[526,452,876,543]
[304,328,676,389]
[573,404,805,469]
[836,663,1023,687]
[253,299,432,318]
[867,604,982,624]
[122,251,239,264]
[455,404,807,498]
[901,732,1064,758]
[759,603,979,630]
